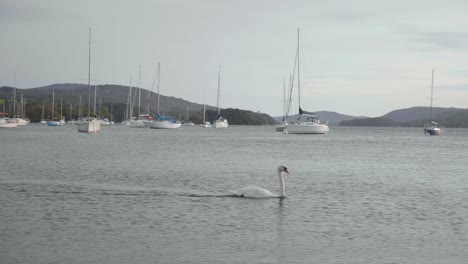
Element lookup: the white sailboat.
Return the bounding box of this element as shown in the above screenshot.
[13,92,28,126]
[424,69,442,136]
[47,90,62,126]
[275,79,288,132]
[145,62,181,129]
[40,99,47,123]
[77,27,100,133]
[201,103,211,128]
[59,98,66,125]
[285,29,329,135]
[183,105,195,126]
[0,101,17,128]
[0,115,17,128]
[213,65,228,129]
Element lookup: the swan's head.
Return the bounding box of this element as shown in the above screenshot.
[278,165,289,174]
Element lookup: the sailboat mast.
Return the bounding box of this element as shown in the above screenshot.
[129,77,132,118]
[217,65,221,115]
[94,85,97,116]
[52,90,55,119]
[41,99,44,120]
[157,62,161,114]
[13,73,16,117]
[79,95,82,118]
[138,64,141,117]
[283,79,286,121]
[69,104,72,121]
[203,104,206,123]
[430,69,434,122]
[87,27,91,119]
[297,28,301,111]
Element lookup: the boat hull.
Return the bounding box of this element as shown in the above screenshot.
[145,120,181,129]
[77,120,101,133]
[14,118,28,126]
[424,127,441,136]
[0,123,17,128]
[0,118,18,128]
[127,120,145,128]
[275,123,287,132]
[213,119,228,129]
[200,122,211,128]
[47,121,62,126]
[285,122,329,134]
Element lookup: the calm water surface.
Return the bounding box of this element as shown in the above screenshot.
[1,124,468,264]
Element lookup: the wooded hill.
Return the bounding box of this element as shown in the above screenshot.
[0,84,277,125]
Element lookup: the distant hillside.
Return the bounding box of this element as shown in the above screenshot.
[340,107,468,128]
[275,111,366,126]
[339,117,396,127]
[0,84,276,124]
[382,106,463,122]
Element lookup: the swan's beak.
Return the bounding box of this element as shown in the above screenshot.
[284,168,289,174]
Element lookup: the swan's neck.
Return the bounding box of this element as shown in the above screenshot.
[278,171,285,197]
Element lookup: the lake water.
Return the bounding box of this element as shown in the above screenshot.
[1,124,467,264]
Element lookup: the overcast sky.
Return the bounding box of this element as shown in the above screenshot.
[2,0,468,117]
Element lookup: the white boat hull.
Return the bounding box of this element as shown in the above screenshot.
[200,122,211,128]
[77,120,101,133]
[15,118,28,126]
[145,120,181,129]
[285,122,329,134]
[213,119,228,129]
[127,119,145,128]
[0,123,18,128]
[424,127,441,136]
[0,118,18,128]
[275,123,287,132]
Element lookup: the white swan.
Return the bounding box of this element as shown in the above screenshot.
[228,165,289,198]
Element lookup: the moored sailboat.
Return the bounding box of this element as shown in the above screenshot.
[77,27,100,133]
[275,79,288,132]
[0,101,17,128]
[144,62,181,129]
[47,90,62,126]
[285,29,329,135]
[213,65,228,129]
[424,69,442,136]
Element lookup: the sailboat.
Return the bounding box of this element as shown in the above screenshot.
[144,62,181,129]
[424,69,442,136]
[126,77,148,128]
[201,102,211,128]
[285,29,329,134]
[275,79,288,131]
[77,27,100,133]
[213,65,228,129]
[67,104,75,124]
[0,98,17,128]
[47,90,62,126]
[59,98,66,125]
[183,105,195,126]
[0,113,17,128]
[40,99,47,123]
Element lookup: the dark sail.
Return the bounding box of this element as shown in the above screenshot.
[299,107,315,115]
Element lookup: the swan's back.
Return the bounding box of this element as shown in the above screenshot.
[228,185,278,198]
